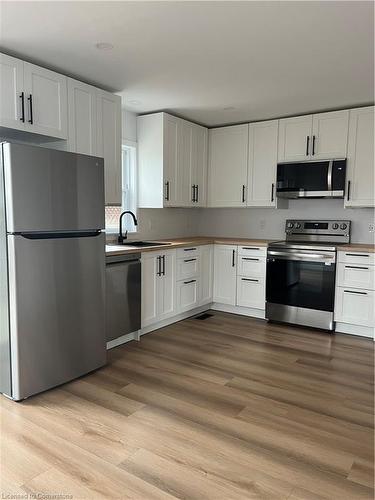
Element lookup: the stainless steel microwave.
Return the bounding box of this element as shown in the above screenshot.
[276,159,346,199]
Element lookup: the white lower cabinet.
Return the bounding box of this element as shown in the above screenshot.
[213,245,237,305]
[237,277,265,309]
[335,288,374,328]
[200,245,213,305]
[177,278,200,312]
[141,249,176,328]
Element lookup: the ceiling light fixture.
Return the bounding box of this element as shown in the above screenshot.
[95,42,114,51]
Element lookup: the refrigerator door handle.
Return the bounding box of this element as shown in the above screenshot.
[17,230,102,239]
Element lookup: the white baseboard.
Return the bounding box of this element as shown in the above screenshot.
[211,302,265,319]
[140,304,211,336]
[106,330,140,350]
[335,322,374,339]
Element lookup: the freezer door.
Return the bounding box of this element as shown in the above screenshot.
[7,232,106,400]
[2,142,105,233]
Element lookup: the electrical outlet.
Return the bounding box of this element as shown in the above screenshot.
[369,223,375,233]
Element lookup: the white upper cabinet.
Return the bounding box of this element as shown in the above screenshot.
[278,115,312,162]
[345,106,374,208]
[311,110,349,159]
[67,78,97,155]
[137,112,208,208]
[96,90,122,205]
[23,62,67,139]
[247,120,279,207]
[0,53,24,131]
[278,110,349,162]
[208,124,248,207]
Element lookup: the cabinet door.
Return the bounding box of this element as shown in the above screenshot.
[247,120,278,207]
[67,79,97,155]
[96,90,122,205]
[335,287,374,327]
[345,106,374,207]
[176,278,199,313]
[163,114,180,206]
[278,115,312,162]
[177,255,199,280]
[200,245,213,305]
[0,53,24,130]
[213,245,237,305]
[337,263,374,290]
[237,277,265,310]
[208,125,248,207]
[178,120,193,206]
[23,62,67,139]
[311,110,349,159]
[141,253,160,327]
[191,124,208,206]
[160,250,176,319]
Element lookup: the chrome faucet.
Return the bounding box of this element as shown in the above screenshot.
[118,211,138,244]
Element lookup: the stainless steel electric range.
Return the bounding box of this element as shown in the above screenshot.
[266,219,351,331]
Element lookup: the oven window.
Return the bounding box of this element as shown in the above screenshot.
[266,259,335,311]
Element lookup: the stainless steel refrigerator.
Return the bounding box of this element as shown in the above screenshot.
[0,142,107,401]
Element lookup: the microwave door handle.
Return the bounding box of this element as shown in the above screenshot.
[327,160,333,191]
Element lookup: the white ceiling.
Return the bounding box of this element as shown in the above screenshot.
[1,1,373,126]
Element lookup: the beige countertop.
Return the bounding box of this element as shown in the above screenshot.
[105,236,274,256]
[339,243,375,253]
[105,237,375,256]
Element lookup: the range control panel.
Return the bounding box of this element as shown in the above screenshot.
[285,220,351,243]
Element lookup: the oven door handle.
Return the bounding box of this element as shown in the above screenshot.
[268,250,335,263]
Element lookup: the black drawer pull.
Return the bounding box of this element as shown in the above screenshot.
[241,278,259,282]
[183,279,196,285]
[242,257,259,261]
[344,266,369,270]
[345,253,370,257]
[344,290,367,295]
[184,258,196,263]
[242,247,260,251]
[184,248,197,251]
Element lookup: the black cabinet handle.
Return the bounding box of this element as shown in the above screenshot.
[306,136,310,156]
[241,278,259,282]
[271,183,274,202]
[184,248,196,252]
[344,265,369,270]
[19,92,25,122]
[183,279,196,285]
[344,290,367,295]
[312,135,316,156]
[184,258,196,263]
[347,180,351,201]
[27,94,33,124]
[232,249,236,267]
[165,181,170,201]
[242,257,259,261]
[162,255,166,276]
[196,184,199,203]
[346,253,369,257]
[242,247,260,250]
[191,185,195,202]
[156,256,161,276]
[242,185,246,203]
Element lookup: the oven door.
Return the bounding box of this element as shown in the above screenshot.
[266,249,336,312]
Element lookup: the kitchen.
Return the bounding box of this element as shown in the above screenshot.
[0,2,374,499]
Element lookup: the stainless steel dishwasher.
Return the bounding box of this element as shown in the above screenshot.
[105,253,141,342]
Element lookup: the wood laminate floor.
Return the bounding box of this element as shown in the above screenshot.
[1,311,374,499]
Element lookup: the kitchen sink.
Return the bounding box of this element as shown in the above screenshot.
[116,241,172,247]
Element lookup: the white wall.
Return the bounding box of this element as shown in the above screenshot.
[122,109,137,143]
[196,201,375,244]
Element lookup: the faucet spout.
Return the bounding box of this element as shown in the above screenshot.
[118,211,138,244]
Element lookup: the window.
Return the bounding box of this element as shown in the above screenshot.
[105,143,137,234]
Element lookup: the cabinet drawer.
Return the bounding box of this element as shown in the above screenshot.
[236,276,265,310]
[177,255,199,280]
[338,251,375,266]
[237,255,266,278]
[176,278,200,313]
[334,287,374,327]
[177,246,199,259]
[238,245,267,258]
[337,263,375,290]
